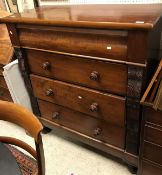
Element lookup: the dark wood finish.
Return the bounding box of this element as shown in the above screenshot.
[127,164,138,174]
[2,4,162,169]
[31,75,125,127]
[143,141,162,165]
[127,31,148,64]
[39,115,138,167]
[139,67,162,175]
[0,86,12,102]
[141,161,162,175]
[6,24,20,47]
[38,99,125,148]
[144,125,162,146]
[26,49,127,95]
[0,67,3,76]
[126,65,144,154]
[0,76,7,89]
[145,107,162,127]
[18,26,127,61]
[1,4,162,30]
[35,134,45,175]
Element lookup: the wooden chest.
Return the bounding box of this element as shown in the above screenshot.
[1,4,162,169]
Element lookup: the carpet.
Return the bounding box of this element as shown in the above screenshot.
[5,144,38,175]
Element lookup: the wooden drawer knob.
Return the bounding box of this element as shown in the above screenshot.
[90,102,98,112]
[89,71,100,81]
[52,112,60,120]
[42,62,51,70]
[45,89,53,96]
[94,127,102,136]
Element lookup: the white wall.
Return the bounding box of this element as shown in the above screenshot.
[17,0,35,12]
[39,0,162,5]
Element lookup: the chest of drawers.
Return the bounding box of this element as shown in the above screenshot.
[1,4,162,170]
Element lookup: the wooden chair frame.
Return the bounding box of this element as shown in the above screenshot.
[0,100,45,175]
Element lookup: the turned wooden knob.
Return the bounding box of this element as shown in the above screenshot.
[90,102,98,112]
[94,128,102,136]
[52,112,60,119]
[45,89,53,96]
[42,62,51,70]
[89,71,100,81]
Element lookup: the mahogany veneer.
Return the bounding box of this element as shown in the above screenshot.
[31,74,125,126]
[141,161,162,175]
[38,99,125,148]
[26,49,127,95]
[1,4,162,171]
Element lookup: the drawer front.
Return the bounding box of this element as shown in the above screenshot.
[143,141,162,165]
[31,75,125,127]
[145,125,162,146]
[0,76,7,89]
[0,87,12,102]
[144,107,162,127]
[38,99,125,148]
[27,49,127,95]
[141,161,162,175]
[18,26,127,61]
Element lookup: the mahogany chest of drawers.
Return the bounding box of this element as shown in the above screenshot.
[1,4,162,170]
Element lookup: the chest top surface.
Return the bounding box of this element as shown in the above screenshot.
[1,4,162,30]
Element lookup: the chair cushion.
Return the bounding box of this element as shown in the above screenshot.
[5,144,38,175]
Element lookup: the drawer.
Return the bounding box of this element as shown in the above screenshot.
[27,49,127,95]
[0,76,7,89]
[38,99,125,148]
[0,87,12,102]
[31,75,125,127]
[145,125,162,146]
[141,160,162,175]
[143,141,162,165]
[18,26,127,61]
[144,107,162,127]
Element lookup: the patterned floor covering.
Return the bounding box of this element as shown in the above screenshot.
[5,144,38,175]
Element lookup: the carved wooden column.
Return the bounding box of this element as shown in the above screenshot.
[6,24,40,116]
[126,65,145,155]
[14,48,40,116]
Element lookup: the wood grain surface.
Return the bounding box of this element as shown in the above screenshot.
[31,75,126,126]
[1,4,162,29]
[26,49,127,95]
